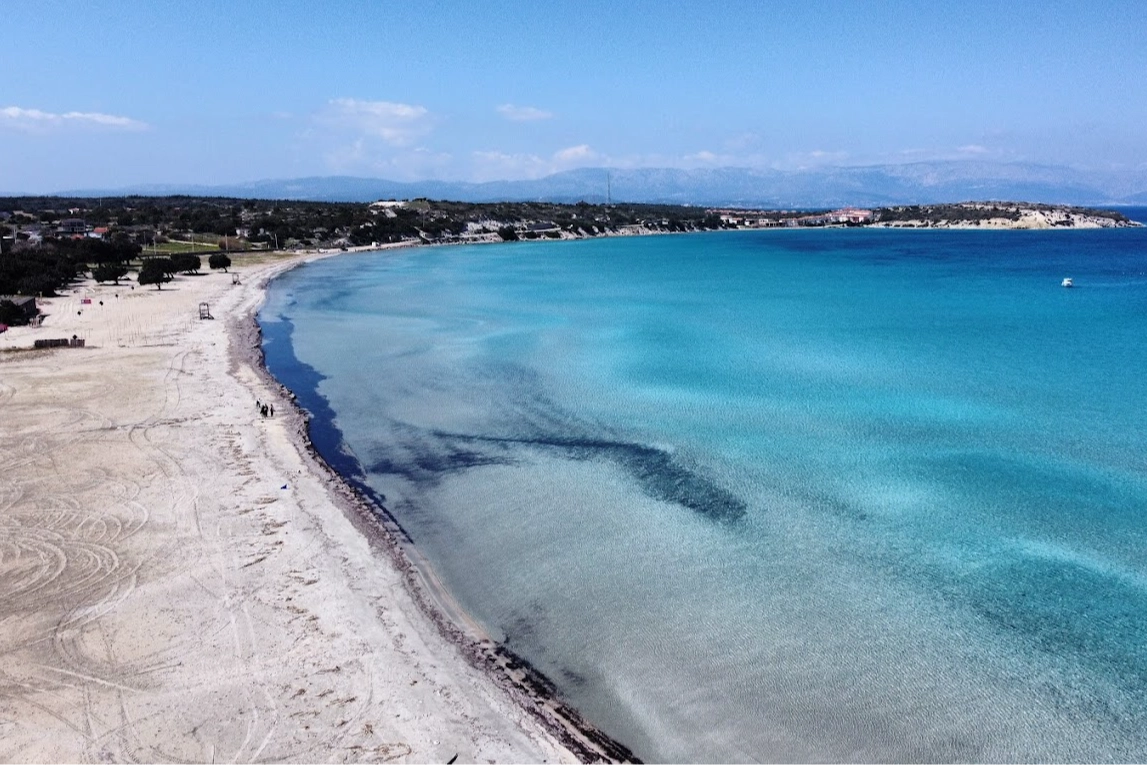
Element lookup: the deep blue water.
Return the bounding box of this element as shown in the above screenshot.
[261,221,1147,762]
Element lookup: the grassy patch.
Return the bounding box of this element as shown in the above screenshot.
[150,241,221,254]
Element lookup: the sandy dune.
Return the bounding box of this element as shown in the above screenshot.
[0,255,575,763]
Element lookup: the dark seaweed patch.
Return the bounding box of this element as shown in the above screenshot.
[259,317,358,478]
[560,667,589,688]
[367,443,512,483]
[264,316,744,524]
[960,555,1147,676]
[258,314,415,540]
[438,432,747,524]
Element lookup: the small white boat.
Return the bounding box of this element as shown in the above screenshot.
[1062,278,1074,288]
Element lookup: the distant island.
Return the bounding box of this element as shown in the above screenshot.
[1,196,1138,303]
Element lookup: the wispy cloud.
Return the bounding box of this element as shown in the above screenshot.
[772,149,850,170]
[325,140,452,177]
[496,103,554,122]
[553,144,597,163]
[306,98,446,180]
[683,150,730,165]
[676,149,774,169]
[317,98,432,146]
[886,144,1013,163]
[471,150,550,180]
[470,144,601,181]
[0,106,149,132]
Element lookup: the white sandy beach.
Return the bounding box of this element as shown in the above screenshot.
[0,253,580,763]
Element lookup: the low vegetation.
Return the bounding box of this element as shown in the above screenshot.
[0,195,1133,297]
[874,202,1131,225]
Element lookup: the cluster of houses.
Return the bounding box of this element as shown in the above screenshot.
[0,201,890,263]
[1,210,161,251]
[714,207,874,228]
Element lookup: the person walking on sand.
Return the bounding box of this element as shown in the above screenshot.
[269,404,274,417]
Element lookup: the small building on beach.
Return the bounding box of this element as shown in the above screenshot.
[0,295,39,324]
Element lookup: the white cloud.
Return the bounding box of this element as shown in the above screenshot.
[496,104,554,122]
[0,105,149,131]
[324,139,452,178]
[684,150,722,164]
[884,144,1016,163]
[471,150,550,180]
[773,149,850,169]
[306,98,447,180]
[469,144,602,181]
[677,149,774,169]
[553,144,597,164]
[318,98,431,146]
[469,144,782,181]
[808,149,846,160]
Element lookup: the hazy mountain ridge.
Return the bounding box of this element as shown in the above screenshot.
[48,162,1147,207]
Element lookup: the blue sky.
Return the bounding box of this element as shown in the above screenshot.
[2,0,1146,192]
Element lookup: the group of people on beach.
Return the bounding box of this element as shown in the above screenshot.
[257,399,274,418]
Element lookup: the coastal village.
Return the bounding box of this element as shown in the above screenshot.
[1,197,1137,331]
[1,197,1136,259]
[1,200,869,255]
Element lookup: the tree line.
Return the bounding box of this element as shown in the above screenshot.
[0,230,231,301]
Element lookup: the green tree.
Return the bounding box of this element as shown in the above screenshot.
[92,262,129,284]
[208,253,231,272]
[171,253,201,274]
[138,258,173,289]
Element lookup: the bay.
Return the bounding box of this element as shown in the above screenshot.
[261,222,1147,762]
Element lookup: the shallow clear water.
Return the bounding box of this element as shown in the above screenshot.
[262,223,1147,762]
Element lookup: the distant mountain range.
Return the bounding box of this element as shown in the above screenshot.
[48,162,1147,208]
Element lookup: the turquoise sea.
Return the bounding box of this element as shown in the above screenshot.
[261,216,1147,762]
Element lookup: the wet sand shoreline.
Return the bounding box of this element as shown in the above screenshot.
[247,256,642,763]
[0,250,605,762]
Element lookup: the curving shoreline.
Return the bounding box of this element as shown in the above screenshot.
[7,219,1147,761]
[0,249,595,763]
[245,254,642,763]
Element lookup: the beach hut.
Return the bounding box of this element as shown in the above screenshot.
[0,295,40,324]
